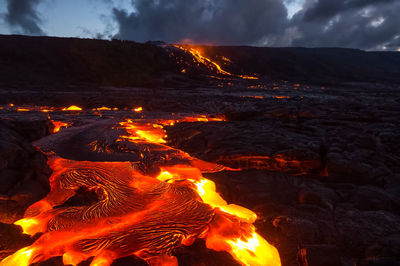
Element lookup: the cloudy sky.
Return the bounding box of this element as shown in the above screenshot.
[0,0,399,50]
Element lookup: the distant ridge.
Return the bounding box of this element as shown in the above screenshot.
[0,34,399,89]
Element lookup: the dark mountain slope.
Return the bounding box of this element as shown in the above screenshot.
[0,35,176,88]
[1,35,399,88]
[199,45,400,84]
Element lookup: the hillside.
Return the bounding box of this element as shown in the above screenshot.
[1,35,400,88]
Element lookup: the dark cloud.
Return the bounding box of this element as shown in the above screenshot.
[1,0,399,50]
[290,0,400,50]
[109,0,400,50]
[111,0,288,45]
[302,0,395,21]
[4,0,44,35]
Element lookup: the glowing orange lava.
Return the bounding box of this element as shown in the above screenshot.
[174,45,259,80]
[51,120,70,133]
[2,115,280,266]
[238,75,259,80]
[134,107,143,112]
[156,115,226,126]
[62,105,82,111]
[16,108,31,112]
[175,45,232,76]
[119,119,167,144]
[274,96,290,99]
[40,108,52,113]
[95,106,112,111]
[242,95,264,99]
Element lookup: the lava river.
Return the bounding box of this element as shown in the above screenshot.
[0,115,281,266]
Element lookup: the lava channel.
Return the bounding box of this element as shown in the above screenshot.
[1,117,281,266]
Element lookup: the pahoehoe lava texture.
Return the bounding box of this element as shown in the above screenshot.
[17,158,216,264]
[3,118,270,266]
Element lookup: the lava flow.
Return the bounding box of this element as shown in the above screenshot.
[1,116,281,266]
[51,120,70,133]
[174,45,233,76]
[174,45,258,80]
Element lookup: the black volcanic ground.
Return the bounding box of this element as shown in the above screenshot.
[0,35,400,266]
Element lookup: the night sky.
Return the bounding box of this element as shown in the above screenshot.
[1,0,399,51]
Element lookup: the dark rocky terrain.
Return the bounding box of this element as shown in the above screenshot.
[0,35,400,266]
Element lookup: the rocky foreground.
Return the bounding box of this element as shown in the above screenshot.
[0,78,399,265]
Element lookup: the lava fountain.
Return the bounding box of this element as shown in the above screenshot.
[1,115,281,266]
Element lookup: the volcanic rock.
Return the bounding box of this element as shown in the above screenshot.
[0,120,51,223]
[297,244,342,266]
[0,223,33,261]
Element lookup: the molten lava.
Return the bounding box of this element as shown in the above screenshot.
[1,114,281,266]
[174,45,259,80]
[51,120,70,133]
[62,105,82,111]
[175,45,232,76]
[95,106,112,111]
[134,107,143,112]
[16,108,31,112]
[119,119,167,144]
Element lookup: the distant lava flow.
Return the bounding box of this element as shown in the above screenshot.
[174,45,258,80]
[1,116,281,266]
